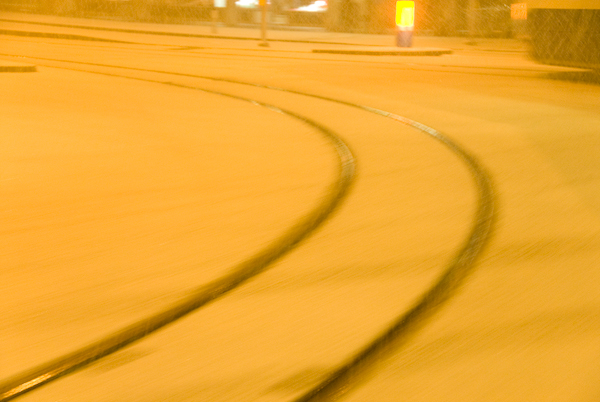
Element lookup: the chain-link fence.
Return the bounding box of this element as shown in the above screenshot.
[529,8,600,69]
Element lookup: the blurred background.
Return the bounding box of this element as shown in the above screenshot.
[0,0,516,37]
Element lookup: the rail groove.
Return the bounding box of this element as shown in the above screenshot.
[294,109,494,401]
[0,67,355,402]
[0,53,494,402]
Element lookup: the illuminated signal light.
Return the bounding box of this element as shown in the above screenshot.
[396,1,415,30]
[396,0,414,47]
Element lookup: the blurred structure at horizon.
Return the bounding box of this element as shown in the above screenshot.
[0,0,515,36]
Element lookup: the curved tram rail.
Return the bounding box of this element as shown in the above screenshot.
[0,54,494,402]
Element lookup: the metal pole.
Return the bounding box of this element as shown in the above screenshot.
[211,8,219,33]
[259,0,269,46]
[467,0,480,38]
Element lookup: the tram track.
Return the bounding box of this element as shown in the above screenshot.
[0,58,356,401]
[1,48,494,401]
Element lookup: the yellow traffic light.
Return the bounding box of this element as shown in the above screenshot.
[396,1,415,30]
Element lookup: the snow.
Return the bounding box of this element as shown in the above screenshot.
[2,13,600,402]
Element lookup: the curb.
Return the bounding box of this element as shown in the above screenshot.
[0,60,36,72]
[0,29,131,43]
[313,47,452,56]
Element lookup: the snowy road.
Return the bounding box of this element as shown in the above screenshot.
[2,14,600,401]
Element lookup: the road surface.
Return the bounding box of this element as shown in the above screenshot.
[1,12,600,401]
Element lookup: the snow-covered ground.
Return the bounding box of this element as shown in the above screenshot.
[2,13,600,401]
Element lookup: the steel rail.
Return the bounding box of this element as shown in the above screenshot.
[222,76,495,402]
[0,68,356,402]
[293,110,494,401]
[126,65,496,402]
[1,53,495,401]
